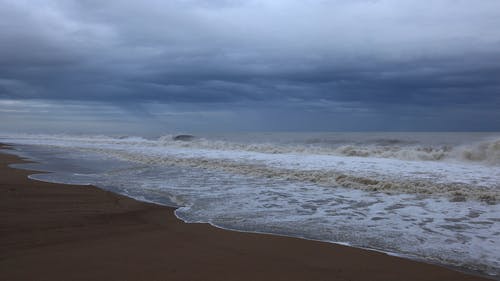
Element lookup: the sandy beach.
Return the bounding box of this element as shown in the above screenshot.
[0,144,491,281]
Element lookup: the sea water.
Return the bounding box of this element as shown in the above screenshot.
[1,132,499,278]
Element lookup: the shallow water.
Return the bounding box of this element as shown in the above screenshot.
[1,132,499,278]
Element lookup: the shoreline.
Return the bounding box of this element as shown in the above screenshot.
[0,144,493,280]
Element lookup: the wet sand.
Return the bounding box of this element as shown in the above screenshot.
[0,144,491,281]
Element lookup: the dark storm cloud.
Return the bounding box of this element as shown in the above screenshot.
[1,0,500,131]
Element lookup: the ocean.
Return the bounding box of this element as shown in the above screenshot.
[1,132,499,277]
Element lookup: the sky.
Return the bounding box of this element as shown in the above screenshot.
[1,0,500,134]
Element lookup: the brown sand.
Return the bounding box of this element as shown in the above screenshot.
[0,144,491,281]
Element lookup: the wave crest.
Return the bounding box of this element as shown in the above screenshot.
[458,139,500,164]
[155,135,500,165]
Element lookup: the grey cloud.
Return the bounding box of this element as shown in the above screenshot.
[1,0,499,131]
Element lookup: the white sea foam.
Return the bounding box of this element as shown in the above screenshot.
[2,133,498,202]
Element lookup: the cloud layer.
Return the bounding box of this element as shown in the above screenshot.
[1,0,499,132]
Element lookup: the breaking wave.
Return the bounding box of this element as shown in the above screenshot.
[155,135,500,165]
[2,133,499,202]
[4,132,499,165]
[335,140,500,164]
[85,149,500,203]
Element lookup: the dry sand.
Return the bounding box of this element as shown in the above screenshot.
[0,144,491,281]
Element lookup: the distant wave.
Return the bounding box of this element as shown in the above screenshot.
[155,135,500,165]
[334,139,500,164]
[4,132,499,166]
